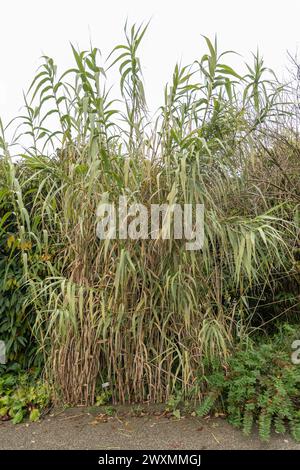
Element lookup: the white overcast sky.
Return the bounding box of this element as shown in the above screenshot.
[0,0,300,125]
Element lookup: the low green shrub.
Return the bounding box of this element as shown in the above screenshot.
[197,326,300,442]
[0,160,48,369]
[0,365,51,424]
[0,235,33,366]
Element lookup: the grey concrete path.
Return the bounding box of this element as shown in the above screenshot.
[0,406,299,450]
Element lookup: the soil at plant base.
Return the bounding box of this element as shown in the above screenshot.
[0,405,299,450]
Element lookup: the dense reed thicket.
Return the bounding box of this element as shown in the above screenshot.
[0,24,299,406]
